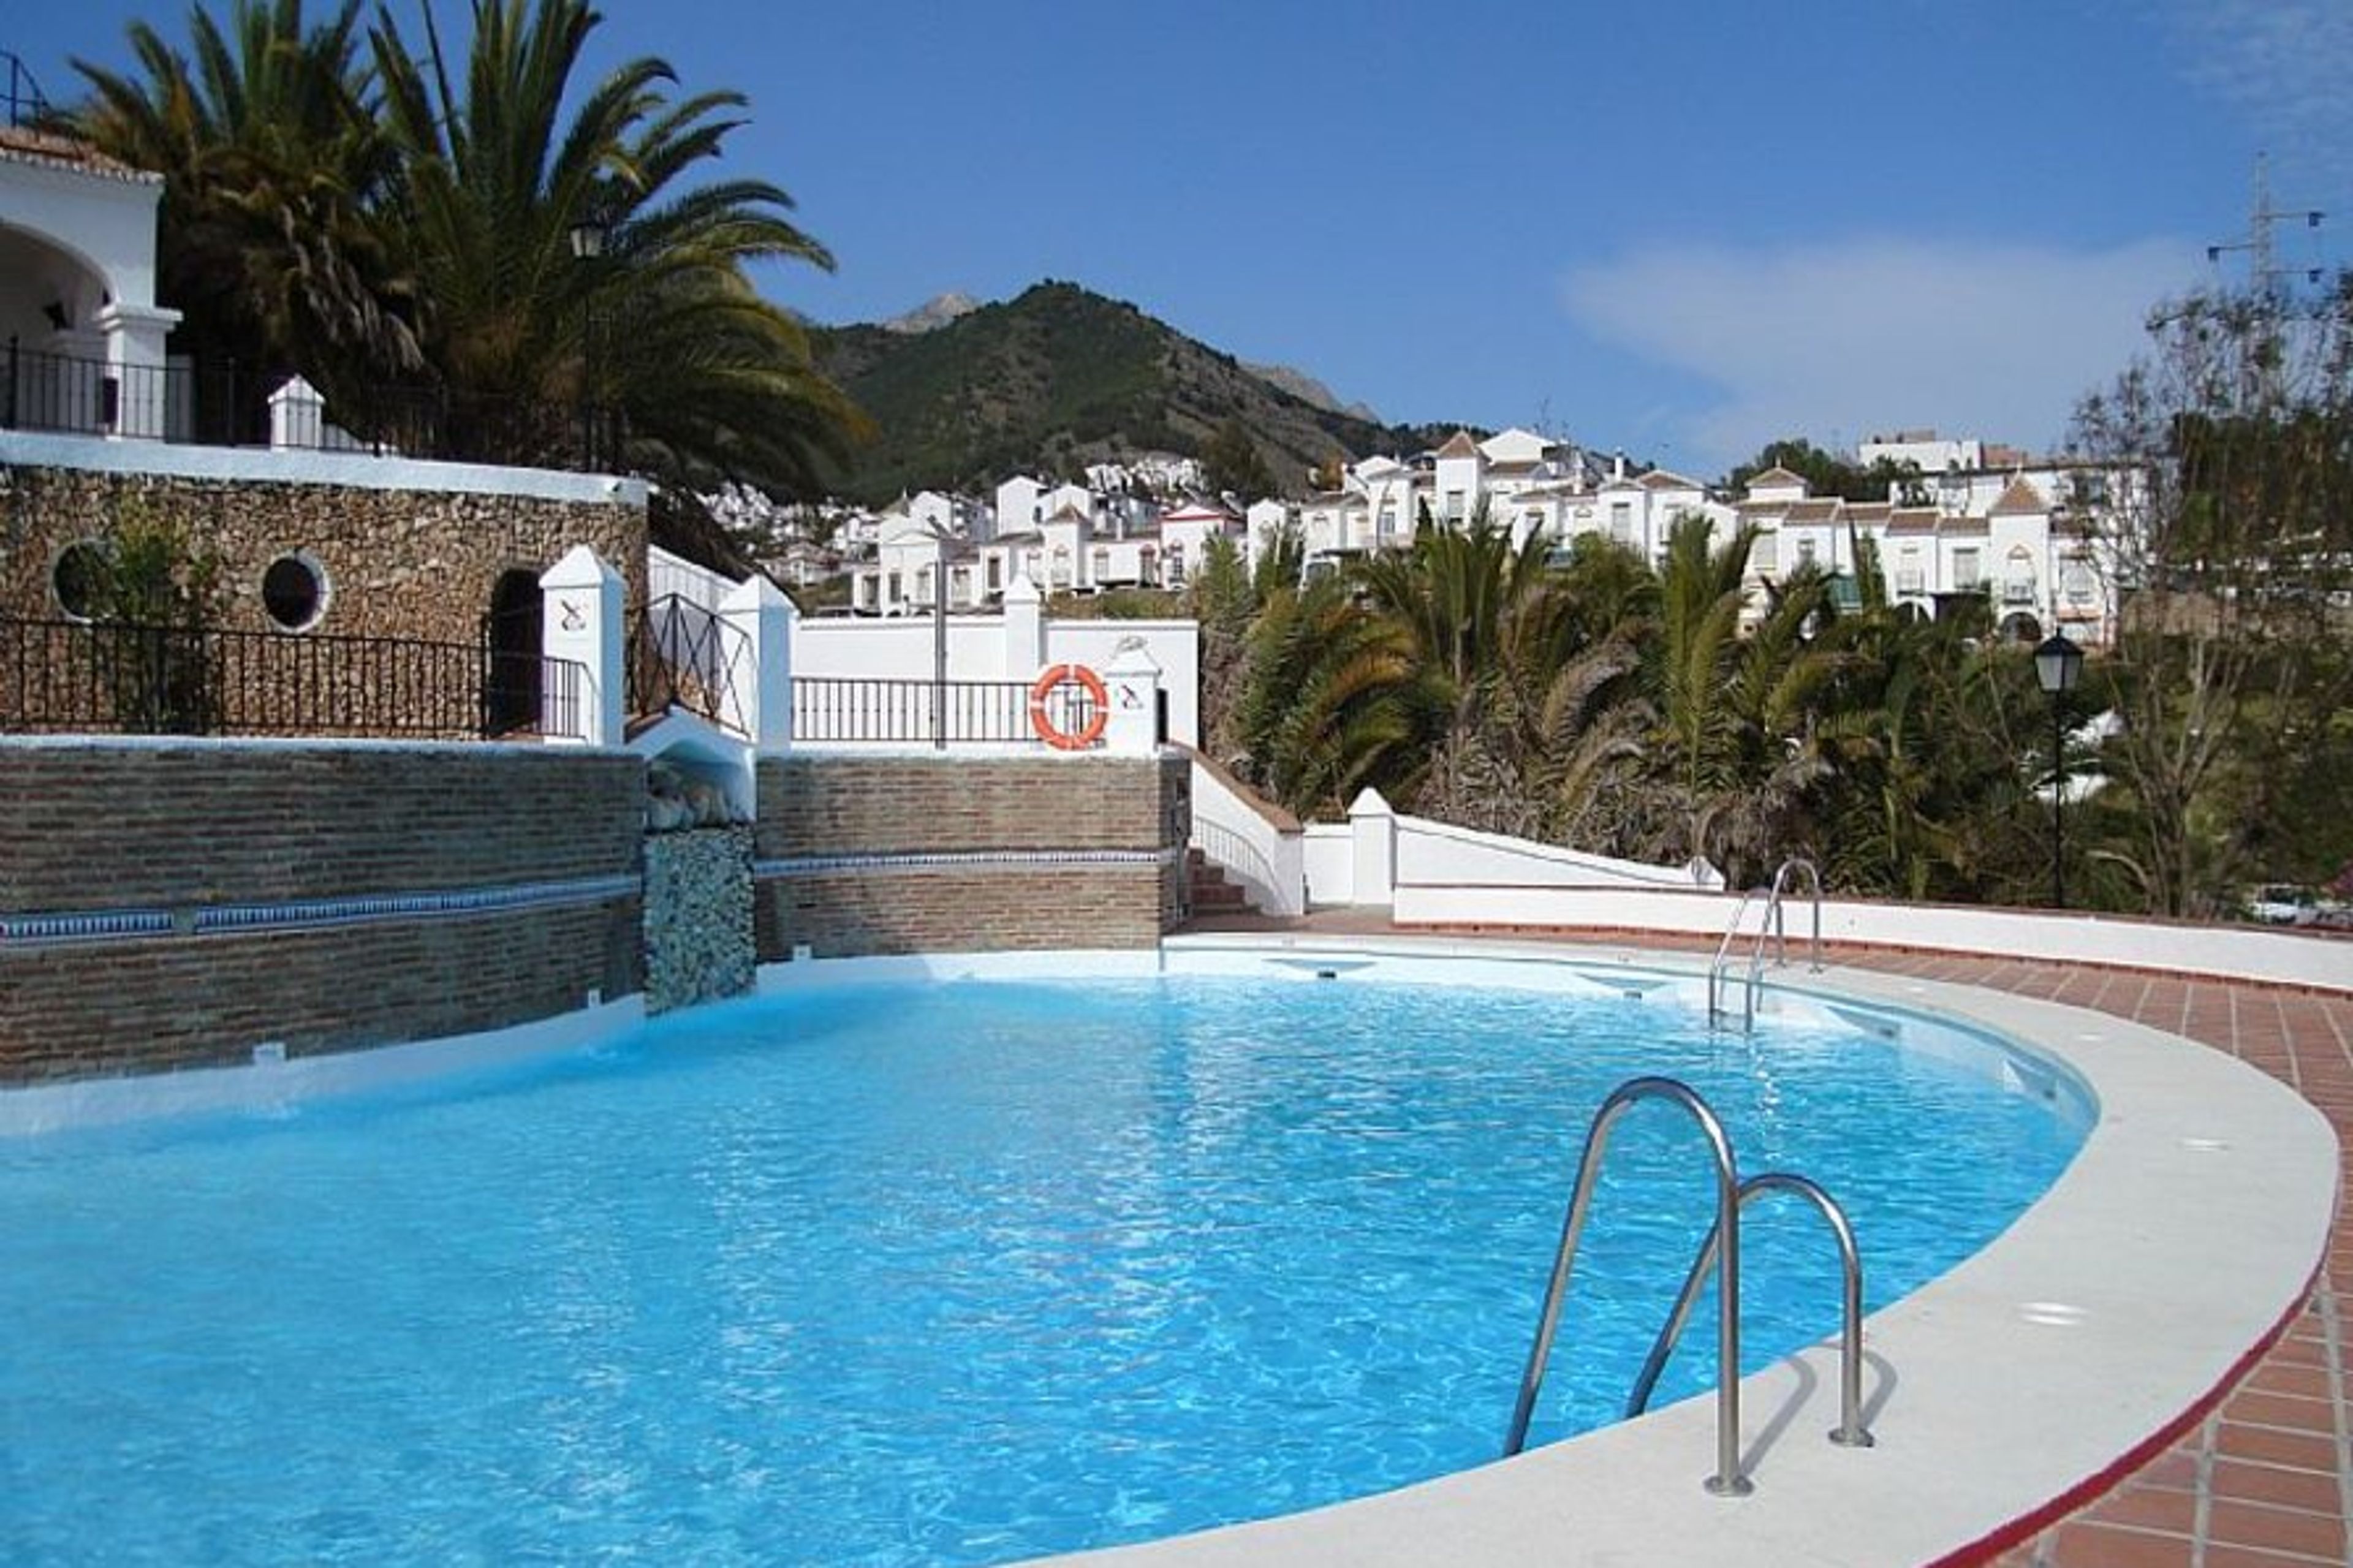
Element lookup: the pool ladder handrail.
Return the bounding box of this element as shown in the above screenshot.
[1707,857,1824,1032]
[1625,1170,1873,1452]
[1502,1075,1871,1495]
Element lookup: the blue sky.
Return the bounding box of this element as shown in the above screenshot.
[13,1,2349,478]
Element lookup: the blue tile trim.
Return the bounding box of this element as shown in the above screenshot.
[0,874,642,950]
[757,848,1180,879]
[0,908,175,945]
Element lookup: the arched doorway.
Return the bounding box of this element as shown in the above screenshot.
[482,569,543,736]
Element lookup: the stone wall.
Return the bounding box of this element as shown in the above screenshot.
[754,751,1191,958]
[643,825,754,1013]
[0,738,644,1081]
[0,463,646,648]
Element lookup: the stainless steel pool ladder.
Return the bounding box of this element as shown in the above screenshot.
[1502,1076,1872,1495]
[1707,857,1824,1032]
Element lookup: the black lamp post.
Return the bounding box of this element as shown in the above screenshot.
[567,219,607,468]
[2033,631,2085,909]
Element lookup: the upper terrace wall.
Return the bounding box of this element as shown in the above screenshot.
[0,738,645,1082]
[0,444,648,650]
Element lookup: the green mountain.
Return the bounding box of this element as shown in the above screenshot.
[810,281,1459,506]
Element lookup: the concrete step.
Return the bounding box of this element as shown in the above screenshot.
[1186,848,1256,914]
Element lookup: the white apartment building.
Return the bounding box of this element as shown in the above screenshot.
[843,423,2123,646]
[1247,430,2124,646]
[849,474,1246,615]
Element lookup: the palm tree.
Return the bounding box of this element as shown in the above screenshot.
[1230,575,1428,819]
[1814,600,2006,899]
[1352,509,1582,831]
[366,0,863,488]
[1639,513,1847,883]
[71,1,417,426]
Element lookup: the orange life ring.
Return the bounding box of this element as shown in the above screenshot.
[1028,662,1110,751]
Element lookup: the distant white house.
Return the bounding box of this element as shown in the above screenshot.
[849,471,1249,615]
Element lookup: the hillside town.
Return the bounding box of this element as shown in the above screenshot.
[802,425,2124,651]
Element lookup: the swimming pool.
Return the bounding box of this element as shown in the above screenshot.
[0,952,2088,1566]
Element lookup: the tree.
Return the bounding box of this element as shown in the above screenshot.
[1229,574,1427,819]
[72,1,419,424]
[1199,416,1277,502]
[366,0,863,490]
[1631,513,1847,884]
[1725,437,1921,502]
[1812,571,2050,903]
[2068,278,2353,916]
[69,500,230,733]
[75,1,865,501]
[1353,507,1564,833]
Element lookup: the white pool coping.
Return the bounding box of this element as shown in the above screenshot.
[1045,933,2340,1568]
[1,934,2334,1567]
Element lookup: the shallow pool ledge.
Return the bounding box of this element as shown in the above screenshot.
[1058,937,2339,1568]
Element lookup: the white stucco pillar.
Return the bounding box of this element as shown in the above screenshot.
[96,301,179,439]
[540,546,624,746]
[1101,638,1162,757]
[721,571,797,753]
[1347,787,1396,908]
[1002,572,1045,673]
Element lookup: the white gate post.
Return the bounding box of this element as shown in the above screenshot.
[721,572,797,752]
[1101,638,1162,756]
[1002,573,1046,674]
[540,546,624,746]
[1348,787,1396,907]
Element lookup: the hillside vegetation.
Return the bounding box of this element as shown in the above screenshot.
[813,281,1454,504]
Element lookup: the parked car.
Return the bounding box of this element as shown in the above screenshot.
[2246,884,2320,926]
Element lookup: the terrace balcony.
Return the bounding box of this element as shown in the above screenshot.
[2,338,620,472]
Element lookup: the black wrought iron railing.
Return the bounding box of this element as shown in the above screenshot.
[1,338,621,469]
[3,51,49,129]
[627,594,752,737]
[2,341,186,441]
[791,675,1101,746]
[1,616,588,740]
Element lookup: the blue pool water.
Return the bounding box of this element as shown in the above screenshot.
[0,971,2085,1565]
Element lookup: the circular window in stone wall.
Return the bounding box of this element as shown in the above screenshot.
[50,540,111,622]
[261,551,330,632]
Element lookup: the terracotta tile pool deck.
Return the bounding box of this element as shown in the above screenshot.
[1182,912,2352,1568]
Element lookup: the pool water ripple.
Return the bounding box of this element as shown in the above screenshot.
[0,974,2083,1565]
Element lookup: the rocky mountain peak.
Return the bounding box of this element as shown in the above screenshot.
[882,290,983,335]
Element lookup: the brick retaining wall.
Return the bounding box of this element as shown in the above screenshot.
[0,742,1197,1084]
[0,739,644,1081]
[754,752,1190,958]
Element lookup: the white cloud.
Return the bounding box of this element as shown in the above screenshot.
[2158,0,2353,190]
[1561,237,2196,470]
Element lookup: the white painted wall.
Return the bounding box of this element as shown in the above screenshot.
[792,613,1201,745]
[1388,881,2353,995]
[1303,824,1354,907]
[1393,815,1723,892]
